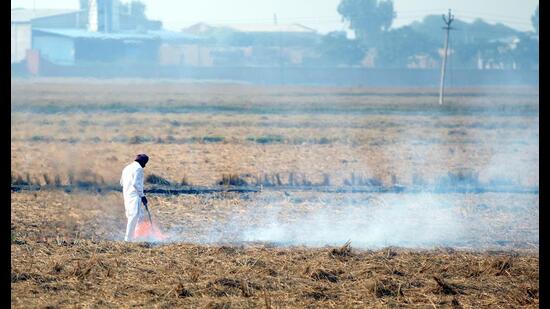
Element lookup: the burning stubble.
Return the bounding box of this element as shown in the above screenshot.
[112,191,538,250]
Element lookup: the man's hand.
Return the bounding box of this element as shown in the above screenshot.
[141,196,148,205]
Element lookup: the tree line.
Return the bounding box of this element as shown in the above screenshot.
[318,0,539,69]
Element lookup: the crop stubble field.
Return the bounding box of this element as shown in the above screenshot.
[11,79,538,307]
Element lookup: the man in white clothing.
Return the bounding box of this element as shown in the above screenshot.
[120,154,149,241]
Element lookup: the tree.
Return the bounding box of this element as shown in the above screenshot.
[512,33,539,69]
[119,1,146,18]
[407,15,525,68]
[118,1,162,30]
[129,1,147,19]
[376,26,438,68]
[409,15,518,45]
[318,31,365,66]
[531,5,539,35]
[337,0,395,46]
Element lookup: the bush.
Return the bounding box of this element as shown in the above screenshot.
[364,177,383,186]
[73,170,105,188]
[202,135,225,143]
[451,169,479,183]
[250,135,285,144]
[321,173,331,186]
[218,174,248,186]
[128,136,142,144]
[30,135,49,142]
[128,135,153,144]
[43,174,52,186]
[11,174,29,186]
[343,173,383,186]
[438,169,479,187]
[145,174,171,186]
[54,175,62,186]
[180,176,191,186]
[165,135,176,143]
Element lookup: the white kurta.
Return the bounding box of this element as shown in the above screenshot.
[120,161,145,241]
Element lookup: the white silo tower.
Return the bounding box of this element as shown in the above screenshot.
[88,0,120,33]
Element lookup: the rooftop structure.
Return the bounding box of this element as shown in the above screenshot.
[11,8,81,23]
[183,22,317,35]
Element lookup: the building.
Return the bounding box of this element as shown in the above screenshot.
[32,28,161,65]
[11,8,86,63]
[12,0,198,75]
[88,0,120,32]
[174,22,321,67]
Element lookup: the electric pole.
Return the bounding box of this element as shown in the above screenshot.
[439,9,454,105]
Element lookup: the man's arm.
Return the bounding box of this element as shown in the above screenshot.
[133,168,145,198]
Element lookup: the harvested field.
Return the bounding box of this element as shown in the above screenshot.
[12,191,539,308]
[11,80,538,307]
[11,239,539,308]
[11,82,538,187]
[11,191,539,249]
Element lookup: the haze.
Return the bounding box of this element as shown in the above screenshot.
[11,0,538,33]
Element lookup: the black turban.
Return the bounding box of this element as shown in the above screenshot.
[135,154,149,164]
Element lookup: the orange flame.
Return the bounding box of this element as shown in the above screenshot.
[133,217,168,241]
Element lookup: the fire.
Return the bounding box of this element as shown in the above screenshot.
[133,217,168,241]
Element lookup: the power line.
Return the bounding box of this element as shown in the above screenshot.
[457,15,532,25]
[158,9,531,23]
[453,9,534,21]
[159,10,532,32]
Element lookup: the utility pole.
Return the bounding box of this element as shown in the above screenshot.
[439,9,454,105]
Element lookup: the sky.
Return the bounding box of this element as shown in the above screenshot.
[11,0,538,34]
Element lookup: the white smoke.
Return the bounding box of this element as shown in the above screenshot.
[478,119,539,188]
[238,193,464,248]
